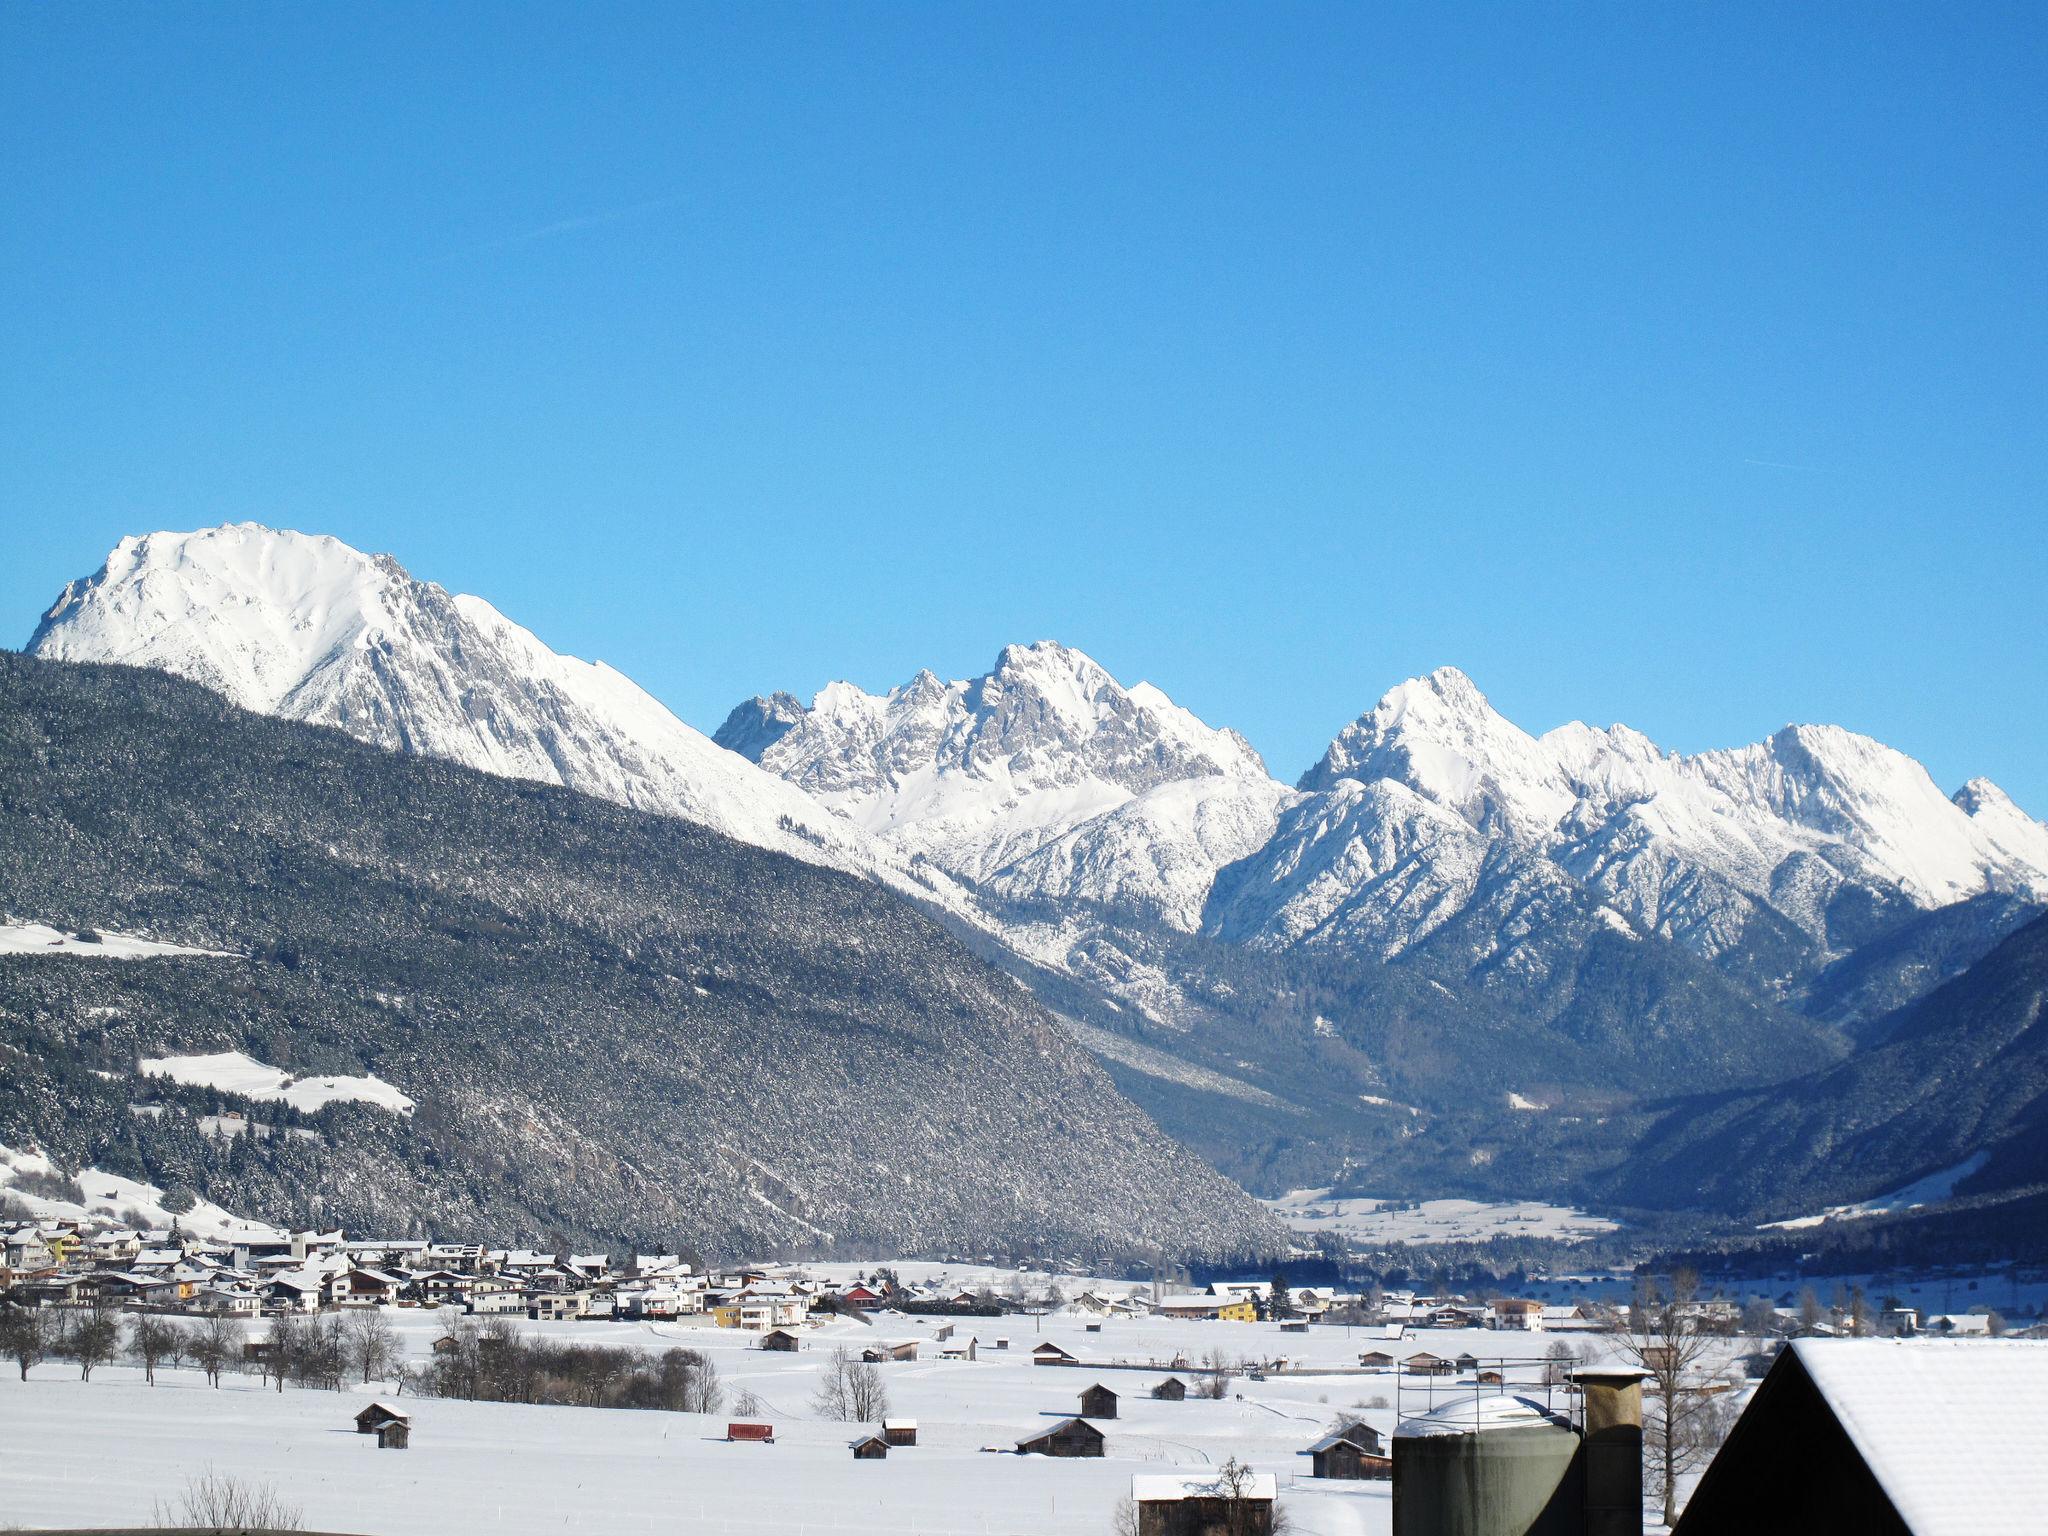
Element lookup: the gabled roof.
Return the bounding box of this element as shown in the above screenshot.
[1787,1339,2048,1534]
[1018,1417,1102,1445]
[1132,1472,1277,1502]
[1308,1426,1383,1454]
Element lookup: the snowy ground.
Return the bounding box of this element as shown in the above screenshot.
[138,1048,415,1114]
[0,1309,1640,1536]
[1262,1189,1621,1245]
[0,920,236,960]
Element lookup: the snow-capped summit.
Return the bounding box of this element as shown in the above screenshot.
[720,641,1288,924]
[27,525,936,891]
[1227,666,2048,977]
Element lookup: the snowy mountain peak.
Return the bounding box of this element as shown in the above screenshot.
[725,643,1281,898]
[26,524,934,893]
[1299,666,1574,840]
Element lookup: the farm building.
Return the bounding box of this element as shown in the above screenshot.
[1403,1352,1454,1376]
[376,1420,410,1450]
[882,1419,917,1447]
[1359,1350,1396,1370]
[851,1434,888,1460]
[862,1341,920,1363]
[1079,1384,1120,1419]
[759,1328,801,1352]
[1308,1425,1389,1480]
[1675,1339,2048,1536]
[354,1402,409,1435]
[1033,1341,1078,1366]
[1132,1471,1277,1536]
[1016,1418,1106,1458]
[1156,1294,1258,1323]
[1151,1377,1188,1401]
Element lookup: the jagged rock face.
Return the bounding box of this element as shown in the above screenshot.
[26,525,975,921]
[723,641,1283,916]
[1219,666,2048,996]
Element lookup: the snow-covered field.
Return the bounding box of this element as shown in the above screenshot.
[0,1308,1630,1536]
[1263,1188,1621,1245]
[138,1048,415,1114]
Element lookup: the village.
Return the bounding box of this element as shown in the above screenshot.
[5,1198,2044,1535]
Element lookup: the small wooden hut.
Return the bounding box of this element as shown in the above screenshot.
[1078,1383,1120,1420]
[1016,1418,1106,1458]
[851,1433,889,1460]
[1151,1377,1188,1401]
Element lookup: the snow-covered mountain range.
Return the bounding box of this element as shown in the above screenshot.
[26,525,976,920]
[726,653,2048,1005]
[26,523,2048,1209]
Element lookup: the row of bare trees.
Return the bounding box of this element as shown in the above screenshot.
[413,1316,722,1413]
[0,1304,402,1391]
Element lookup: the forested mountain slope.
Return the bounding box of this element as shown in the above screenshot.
[0,652,1280,1260]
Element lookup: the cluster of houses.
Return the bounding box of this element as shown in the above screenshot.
[2,1217,815,1327]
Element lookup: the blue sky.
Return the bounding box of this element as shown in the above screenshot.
[4,5,2044,802]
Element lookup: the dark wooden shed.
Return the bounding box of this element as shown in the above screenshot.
[852,1433,889,1460]
[760,1328,801,1352]
[1016,1418,1106,1458]
[1079,1383,1120,1420]
[354,1402,409,1435]
[1135,1472,1277,1536]
[1151,1377,1188,1401]
[376,1420,411,1450]
[883,1418,918,1446]
[1308,1426,1389,1480]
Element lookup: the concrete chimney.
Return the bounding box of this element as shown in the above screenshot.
[1572,1369,1645,1536]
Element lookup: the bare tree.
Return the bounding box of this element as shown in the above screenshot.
[1797,1287,1824,1333]
[1197,1347,1232,1399]
[1739,1296,1779,1338]
[153,1466,304,1530]
[265,1313,304,1392]
[1542,1338,1585,1386]
[67,1309,121,1381]
[811,1345,889,1421]
[344,1309,400,1385]
[1621,1269,1734,1528]
[1211,1456,1286,1536]
[733,1388,766,1417]
[1,1307,51,1380]
[190,1312,243,1388]
[129,1314,178,1385]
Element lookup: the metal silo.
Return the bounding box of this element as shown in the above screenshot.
[1392,1393,1584,1536]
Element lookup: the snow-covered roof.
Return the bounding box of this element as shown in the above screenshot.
[1396,1394,1573,1439]
[1791,1338,2048,1535]
[1131,1473,1278,1503]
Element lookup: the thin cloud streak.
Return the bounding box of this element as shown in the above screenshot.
[435,198,675,262]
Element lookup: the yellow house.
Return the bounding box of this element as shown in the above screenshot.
[46,1231,81,1264]
[711,1302,743,1328]
[1216,1299,1257,1323]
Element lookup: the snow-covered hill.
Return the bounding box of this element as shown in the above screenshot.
[26,526,973,917]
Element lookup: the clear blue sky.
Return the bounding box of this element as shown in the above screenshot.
[4,5,2044,803]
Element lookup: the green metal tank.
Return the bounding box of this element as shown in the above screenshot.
[1392,1393,1584,1536]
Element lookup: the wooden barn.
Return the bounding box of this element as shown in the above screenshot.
[862,1340,920,1363]
[354,1402,409,1435]
[1033,1341,1078,1367]
[1132,1471,1277,1536]
[1308,1425,1389,1480]
[883,1418,918,1446]
[1016,1418,1106,1458]
[1402,1352,1454,1376]
[376,1420,410,1450]
[851,1433,889,1460]
[1358,1350,1396,1370]
[1151,1377,1188,1401]
[1079,1383,1120,1420]
[1675,1339,2047,1536]
[759,1328,801,1352]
